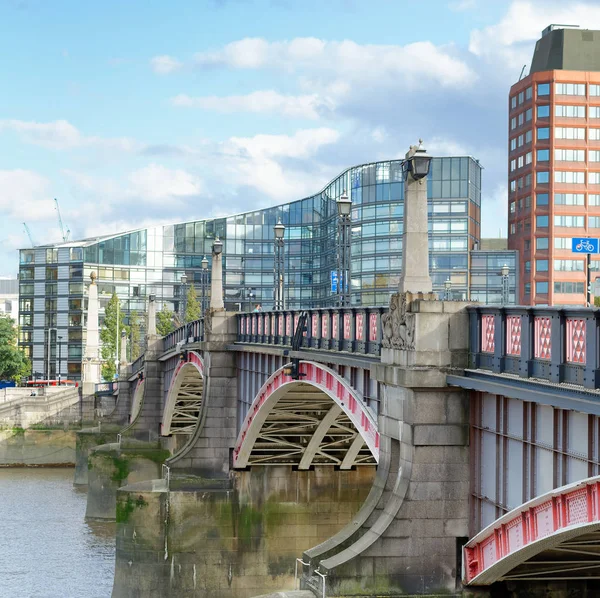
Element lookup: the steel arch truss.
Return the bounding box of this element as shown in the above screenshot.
[233,361,379,469]
[129,377,145,423]
[162,351,204,437]
[464,476,600,586]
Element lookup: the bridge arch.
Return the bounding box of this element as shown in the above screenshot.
[233,361,379,469]
[162,351,205,438]
[464,475,600,585]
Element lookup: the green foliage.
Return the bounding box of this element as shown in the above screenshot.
[184,284,201,323]
[116,494,148,524]
[129,310,142,361]
[100,293,128,381]
[595,296,600,307]
[157,303,176,336]
[0,314,30,381]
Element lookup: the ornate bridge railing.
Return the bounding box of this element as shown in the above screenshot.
[131,354,145,376]
[163,318,205,354]
[237,307,388,356]
[468,305,600,389]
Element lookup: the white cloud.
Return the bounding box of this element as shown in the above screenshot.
[0,169,54,221]
[449,0,476,11]
[481,183,508,238]
[0,119,139,151]
[192,37,475,89]
[128,164,204,203]
[150,54,183,74]
[470,1,600,63]
[171,90,334,120]
[221,128,340,199]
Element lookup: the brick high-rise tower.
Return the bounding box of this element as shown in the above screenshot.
[508,25,600,305]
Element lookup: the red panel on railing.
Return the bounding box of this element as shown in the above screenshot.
[481,315,495,353]
[271,315,276,336]
[285,314,291,336]
[534,317,551,360]
[312,314,318,338]
[258,316,263,335]
[464,480,600,584]
[356,313,364,341]
[506,316,521,356]
[343,313,351,340]
[566,318,586,364]
[278,315,284,335]
[322,314,329,338]
[240,317,246,335]
[332,314,338,339]
[369,313,378,342]
[252,316,256,335]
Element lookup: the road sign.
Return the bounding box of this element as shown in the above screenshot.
[572,238,600,254]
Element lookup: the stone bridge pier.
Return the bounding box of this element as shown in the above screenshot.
[301,294,471,596]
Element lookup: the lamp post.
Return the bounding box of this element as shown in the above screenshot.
[57,335,62,385]
[46,327,57,381]
[201,256,208,317]
[337,190,352,307]
[444,279,452,301]
[274,219,285,310]
[181,273,188,324]
[211,236,224,311]
[501,263,510,305]
[399,140,433,294]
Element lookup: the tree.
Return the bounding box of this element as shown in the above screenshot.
[185,284,201,323]
[100,293,128,381]
[157,303,176,337]
[0,314,30,381]
[129,310,142,361]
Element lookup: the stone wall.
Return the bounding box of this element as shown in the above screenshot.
[0,428,78,466]
[113,465,375,598]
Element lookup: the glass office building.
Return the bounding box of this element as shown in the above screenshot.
[18,156,483,381]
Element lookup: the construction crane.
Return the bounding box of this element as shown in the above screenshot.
[54,198,70,242]
[23,223,35,247]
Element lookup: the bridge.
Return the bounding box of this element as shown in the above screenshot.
[75,146,600,598]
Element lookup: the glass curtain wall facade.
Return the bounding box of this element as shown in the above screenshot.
[18,156,482,381]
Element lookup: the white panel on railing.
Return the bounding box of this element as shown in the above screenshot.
[34,249,46,263]
[33,329,45,343]
[58,265,69,280]
[57,313,68,327]
[57,296,68,311]
[33,344,44,358]
[33,312,44,327]
[58,247,70,262]
[58,281,69,295]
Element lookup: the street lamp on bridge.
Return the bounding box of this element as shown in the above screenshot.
[337,190,352,307]
[274,218,285,310]
[180,273,188,323]
[200,256,209,317]
[501,263,510,306]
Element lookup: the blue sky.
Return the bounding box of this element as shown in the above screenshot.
[2,0,600,276]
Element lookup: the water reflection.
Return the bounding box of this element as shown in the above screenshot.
[0,468,115,598]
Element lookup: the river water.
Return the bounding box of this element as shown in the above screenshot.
[0,468,115,598]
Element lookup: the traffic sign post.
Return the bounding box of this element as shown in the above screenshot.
[572,238,600,306]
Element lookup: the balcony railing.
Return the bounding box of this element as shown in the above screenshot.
[237,307,387,356]
[468,305,600,389]
[131,354,145,376]
[162,318,205,354]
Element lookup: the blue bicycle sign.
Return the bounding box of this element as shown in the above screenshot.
[572,238,600,254]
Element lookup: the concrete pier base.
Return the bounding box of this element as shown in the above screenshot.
[74,426,121,485]
[85,441,169,520]
[112,466,374,598]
